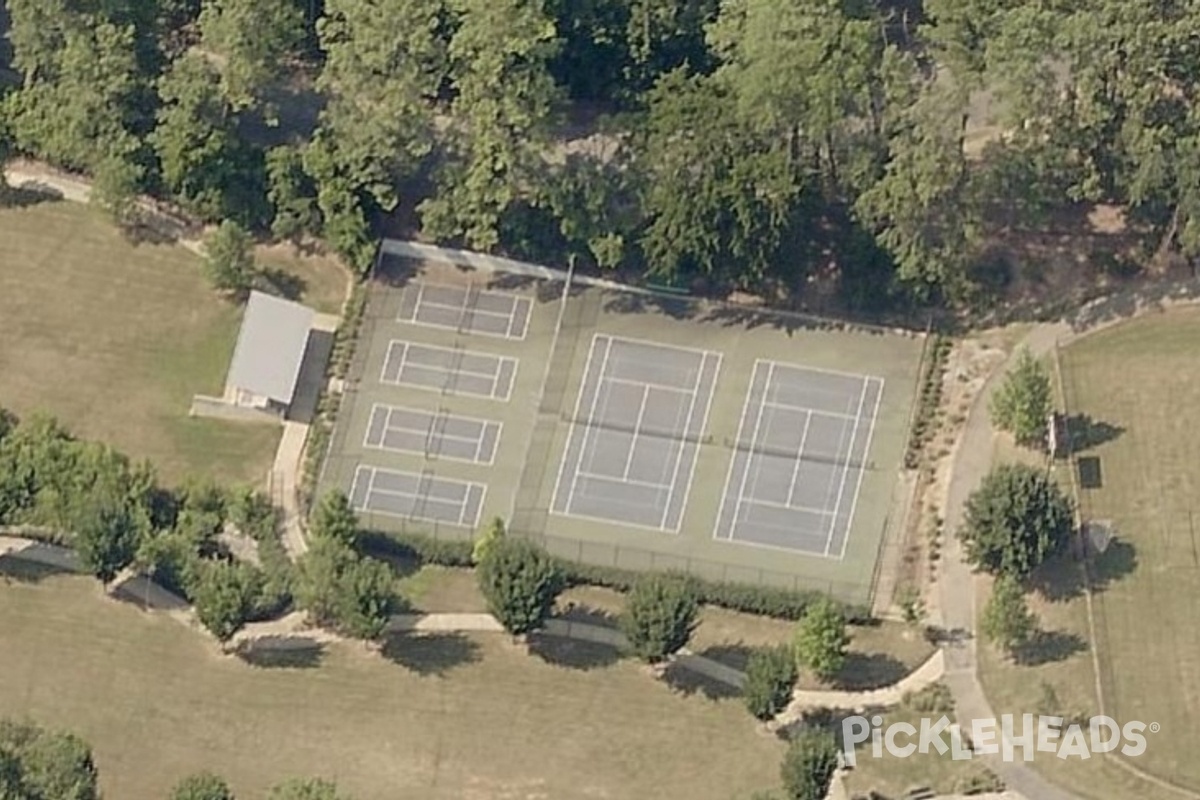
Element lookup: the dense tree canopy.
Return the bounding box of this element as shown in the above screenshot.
[3,0,1200,313]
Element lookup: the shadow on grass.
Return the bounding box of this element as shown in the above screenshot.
[381,632,481,677]
[775,704,891,742]
[1030,539,1137,603]
[831,652,910,691]
[1,184,65,208]
[0,557,74,584]
[527,632,621,671]
[233,638,326,670]
[697,643,755,673]
[1064,413,1124,452]
[1016,629,1088,667]
[555,602,620,629]
[662,662,740,701]
[257,267,307,301]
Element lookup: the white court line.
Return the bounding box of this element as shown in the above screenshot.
[606,375,696,395]
[658,353,705,529]
[820,376,870,557]
[349,465,373,510]
[759,358,887,383]
[621,385,651,480]
[576,470,672,491]
[379,342,410,385]
[740,496,836,516]
[603,332,717,359]
[832,377,885,560]
[510,297,532,339]
[548,506,677,534]
[761,399,861,421]
[662,351,721,532]
[552,333,607,513]
[398,283,426,322]
[404,282,529,340]
[731,361,774,538]
[785,410,814,507]
[712,360,763,542]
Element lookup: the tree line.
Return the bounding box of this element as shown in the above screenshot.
[3,0,1198,314]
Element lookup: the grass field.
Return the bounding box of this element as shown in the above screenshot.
[0,201,344,485]
[0,562,784,800]
[979,308,1200,797]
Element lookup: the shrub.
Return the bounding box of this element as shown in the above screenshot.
[202,220,256,300]
[170,772,235,800]
[981,574,1036,657]
[477,538,562,635]
[621,573,700,664]
[472,516,506,565]
[793,598,849,681]
[780,726,839,800]
[192,559,259,642]
[743,645,798,720]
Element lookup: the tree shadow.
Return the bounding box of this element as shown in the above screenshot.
[233,638,326,669]
[527,633,621,671]
[0,183,65,208]
[554,602,620,630]
[1028,554,1087,603]
[256,267,307,302]
[697,643,755,673]
[0,556,73,584]
[381,632,482,677]
[1088,538,1138,593]
[831,652,911,691]
[661,662,740,701]
[1016,629,1088,667]
[1064,413,1124,453]
[774,703,892,743]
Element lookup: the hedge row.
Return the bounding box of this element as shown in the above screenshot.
[359,529,871,623]
[905,334,953,469]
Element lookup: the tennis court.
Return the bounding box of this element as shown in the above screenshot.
[364,403,502,464]
[350,465,487,527]
[380,340,517,400]
[397,282,532,339]
[714,361,884,557]
[551,335,721,532]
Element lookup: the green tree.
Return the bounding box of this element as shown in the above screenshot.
[72,491,148,583]
[981,574,1037,657]
[476,537,562,635]
[266,145,320,242]
[792,598,849,681]
[193,559,259,642]
[203,220,257,299]
[959,463,1074,578]
[990,348,1052,449]
[311,491,359,546]
[620,573,699,664]
[152,52,267,225]
[743,645,798,721]
[780,726,840,800]
[623,0,715,92]
[0,722,98,800]
[632,69,802,286]
[295,534,395,640]
[420,0,562,251]
[170,771,236,800]
[471,515,506,565]
[5,19,142,172]
[198,0,304,111]
[90,149,144,229]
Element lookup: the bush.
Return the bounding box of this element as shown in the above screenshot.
[780,726,839,800]
[743,645,798,720]
[981,574,1036,656]
[203,220,256,300]
[472,516,506,565]
[793,598,849,681]
[621,573,700,664]
[477,538,562,635]
[170,772,235,800]
[192,559,259,642]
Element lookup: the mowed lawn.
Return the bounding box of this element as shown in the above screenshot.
[1053,308,1200,790]
[0,201,343,485]
[0,565,784,800]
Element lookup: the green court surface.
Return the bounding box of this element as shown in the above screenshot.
[319,255,925,605]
